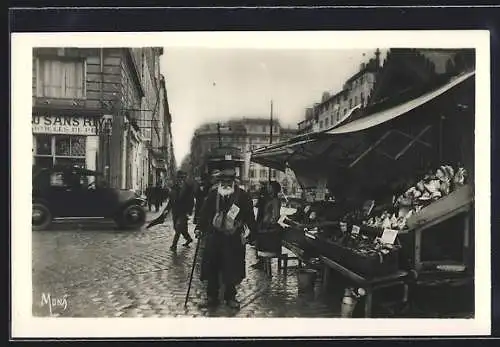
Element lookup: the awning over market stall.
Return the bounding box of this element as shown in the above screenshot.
[251,70,475,173]
[325,71,475,136]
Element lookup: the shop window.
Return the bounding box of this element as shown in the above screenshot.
[55,136,71,156]
[55,135,86,157]
[36,58,86,99]
[34,134,87,170]
[35,134,52,155]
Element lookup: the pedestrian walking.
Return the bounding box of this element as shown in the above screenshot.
[194,173,211,226]
[153,183,163,212]
[166,170,195,250]
[196,166,257,310]
[254,181,283,268]
[145,183,154,212]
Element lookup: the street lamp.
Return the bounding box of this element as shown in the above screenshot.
[268,100,273,183]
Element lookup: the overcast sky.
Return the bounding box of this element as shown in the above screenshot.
[161,48,387,164]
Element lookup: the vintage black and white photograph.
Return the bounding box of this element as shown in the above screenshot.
[11,31,490,337]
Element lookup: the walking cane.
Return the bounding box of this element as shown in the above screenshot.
[184,233,201,307]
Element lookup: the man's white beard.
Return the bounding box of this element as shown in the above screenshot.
[217,183,235,197]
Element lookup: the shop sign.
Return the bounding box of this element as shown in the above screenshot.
[351,225,360,235]
[32,114,112,136]
[381,228,399,245]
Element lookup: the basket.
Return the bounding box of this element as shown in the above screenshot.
[312,236,400,278]
[343,249,400,278]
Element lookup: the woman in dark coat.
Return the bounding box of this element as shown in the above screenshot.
[255,181,282,258]
[251,182,270,269]
[197,167,257,310]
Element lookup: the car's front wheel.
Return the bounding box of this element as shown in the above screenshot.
[115,204,146,230]
[32,202,52,231]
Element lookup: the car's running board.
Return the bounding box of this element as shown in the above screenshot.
[53,217,107,220]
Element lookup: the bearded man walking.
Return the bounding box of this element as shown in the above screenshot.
[196,167,257,310]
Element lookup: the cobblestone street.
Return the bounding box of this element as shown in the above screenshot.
[32,211,343,318]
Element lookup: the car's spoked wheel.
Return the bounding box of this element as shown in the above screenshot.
[119,205,146,229]
[32,203,52,231]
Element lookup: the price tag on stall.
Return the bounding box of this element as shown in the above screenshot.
[340,222,347,233]
[381,228,399,245]
[351,225,360,235]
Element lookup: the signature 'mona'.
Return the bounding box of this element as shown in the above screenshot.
[40,293,68,315]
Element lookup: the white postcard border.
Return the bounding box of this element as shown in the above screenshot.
[11,30,491,338]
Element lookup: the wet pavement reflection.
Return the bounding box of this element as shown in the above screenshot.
[32,216,342,318]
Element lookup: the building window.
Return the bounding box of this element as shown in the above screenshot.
[331,115,335,125]
[36,58,86,98]
[360,92,365,106]
[33,134,87,170]
[354,95,358,106]
[325,117,329,128]
[260,168,267,178]
[249,169,256,178]
[271,170,277,179]
[319,120,324,129]
[262,125,267,133]
[349,98,352,109]
[336,111,340,122]
[343,109,347,116]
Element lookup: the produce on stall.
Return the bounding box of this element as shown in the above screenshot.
[250,68,476,317]
[364,164,469,231]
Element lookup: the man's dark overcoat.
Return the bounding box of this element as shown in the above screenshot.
[198,186,256,285]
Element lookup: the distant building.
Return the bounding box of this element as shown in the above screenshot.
[189,118,301,194]
[298,49,383,134]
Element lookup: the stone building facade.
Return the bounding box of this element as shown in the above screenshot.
[189,118,301,195]
[32,47,175,193]
[298,49,383,134]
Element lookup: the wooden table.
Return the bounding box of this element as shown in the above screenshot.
[320,255,410,317]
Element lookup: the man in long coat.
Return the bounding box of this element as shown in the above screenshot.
[193,173,211,226]
[197,167,257,310]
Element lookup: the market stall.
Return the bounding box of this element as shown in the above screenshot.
[251,70,475,317]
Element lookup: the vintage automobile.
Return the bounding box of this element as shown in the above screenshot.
[32,166,147,230]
